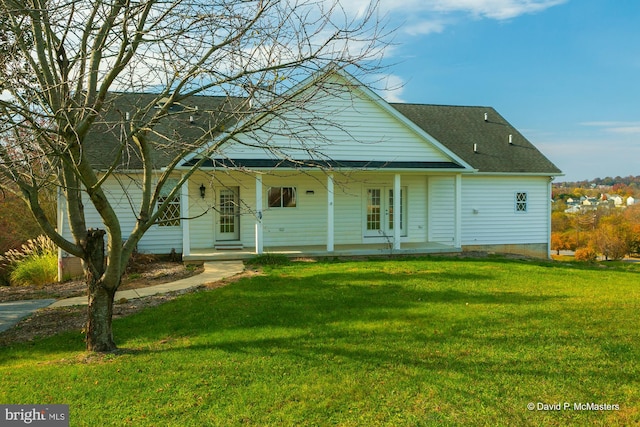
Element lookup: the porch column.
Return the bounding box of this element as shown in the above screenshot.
[327,173,335,252]
[181,175,191,257]
[57,187,64,281]
[255,174,264,254]
[454,173,462,249]
[393,173,401,250]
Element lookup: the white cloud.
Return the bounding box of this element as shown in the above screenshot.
[335,0,567,24]
[428,0,569,20]
[349,0,568,37]
[379,74,407,102]
[607,126,640,135]
[403,19,448,36]
[362,73,407,103]
[580,121,640,135]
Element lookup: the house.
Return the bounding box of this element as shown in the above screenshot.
[611,195,624,207]
[58,68,562,275]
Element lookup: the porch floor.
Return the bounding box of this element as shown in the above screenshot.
[183,242,460,262]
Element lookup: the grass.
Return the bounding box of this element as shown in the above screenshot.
[1,257,639,426]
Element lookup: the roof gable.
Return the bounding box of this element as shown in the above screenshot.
[184,68,474,171]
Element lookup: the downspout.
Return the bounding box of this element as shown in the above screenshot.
[547,177,553,259]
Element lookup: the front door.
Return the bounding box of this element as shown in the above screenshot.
[217,187,240,241]
[365,187,406,238]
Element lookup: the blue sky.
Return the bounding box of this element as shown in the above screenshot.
[371,0,640,182]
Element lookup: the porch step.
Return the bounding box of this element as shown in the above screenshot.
[214,243,244,251]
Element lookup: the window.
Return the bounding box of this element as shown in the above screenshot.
[367,189,381,230]
[268,187,297,208]
[158,179,181,226]
[515,192,527,213]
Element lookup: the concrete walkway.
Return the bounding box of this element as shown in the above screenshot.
[0,261,244,333]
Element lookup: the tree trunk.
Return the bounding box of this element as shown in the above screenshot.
[83,229,117,352]
[87,283,116,352]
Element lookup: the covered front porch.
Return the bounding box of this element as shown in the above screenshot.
[181,169,465,260]
[184,242,460,262]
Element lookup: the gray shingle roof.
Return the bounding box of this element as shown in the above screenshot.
[86,94,243,170]
[86,94,561,175]
[391,103,562,174]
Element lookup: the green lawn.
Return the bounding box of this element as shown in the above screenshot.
[1,257,639,426]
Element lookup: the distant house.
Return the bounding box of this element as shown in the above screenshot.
[58,68,562,274]
[564,205,581,214]
[610,195,623,206]
[628,196,636,206]
[582,198,596,206]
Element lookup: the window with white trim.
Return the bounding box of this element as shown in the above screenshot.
[268,187,297,208]
[515,192,528,213]
[158,179,181,226]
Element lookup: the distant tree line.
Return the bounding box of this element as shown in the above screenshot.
[557,175,640,188]
[552,175,640,260]
[554,175,640,198]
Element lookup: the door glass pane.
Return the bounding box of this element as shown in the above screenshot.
[367,189,381,231]
[219,189,236,233]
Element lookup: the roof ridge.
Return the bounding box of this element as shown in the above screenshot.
[390,102,494,109]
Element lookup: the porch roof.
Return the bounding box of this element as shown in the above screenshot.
[180,158,466,170]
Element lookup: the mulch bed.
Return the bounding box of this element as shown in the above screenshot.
[0,261,204,346]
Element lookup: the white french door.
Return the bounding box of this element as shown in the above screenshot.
[365,187,406,238]
[216,187,240,241]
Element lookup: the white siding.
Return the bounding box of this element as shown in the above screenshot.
[185,171,435,249]
[60,171,552,256]
[59,175,184,254]
[332,175,362,245]
[428,176,456,244]
[188,174,215,249]
[260,174,328,247]
[218,74,454,164]
[404,175,428,243]
[461,176,550,245]
[188,171,258,248]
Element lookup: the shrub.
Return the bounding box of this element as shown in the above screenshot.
[246,253,291,266]
[592,222,631,261]
[9,254,58,287]
[0,235,58,286]
[574,246,598,262]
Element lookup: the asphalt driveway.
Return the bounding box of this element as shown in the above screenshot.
[0,299,56,334]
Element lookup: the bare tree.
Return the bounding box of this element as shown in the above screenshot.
[0,0,387,352]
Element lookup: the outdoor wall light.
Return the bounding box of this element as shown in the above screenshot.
[199,184,206,199]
